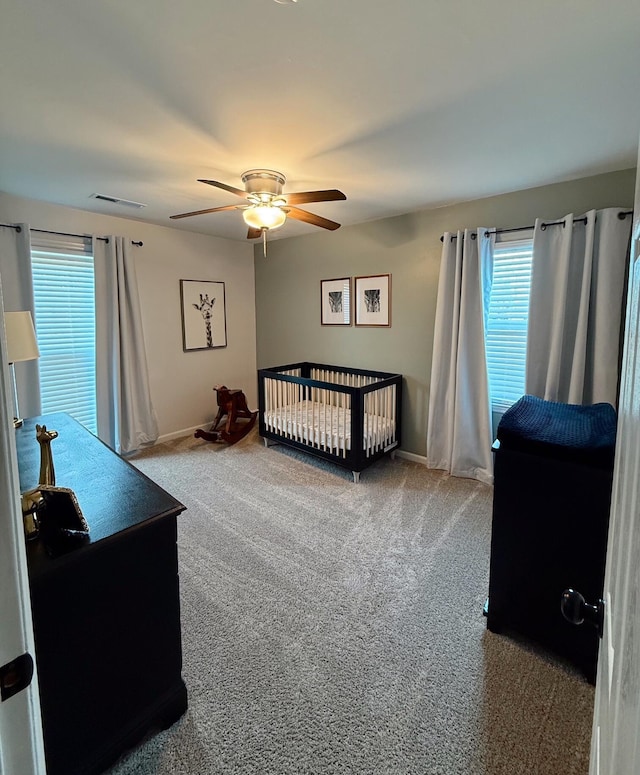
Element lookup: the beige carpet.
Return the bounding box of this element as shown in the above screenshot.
[107,430,594,775]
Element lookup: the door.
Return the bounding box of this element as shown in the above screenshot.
[589,169,640,773]
[0,288,46,774]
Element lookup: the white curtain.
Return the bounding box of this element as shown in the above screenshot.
[93,236,158,454]
[526,208,632,406]
[0,223,41,418]
[427,229,495,485]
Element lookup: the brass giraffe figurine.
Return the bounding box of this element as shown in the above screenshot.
[36,424,58,486]
[21,423,59,538]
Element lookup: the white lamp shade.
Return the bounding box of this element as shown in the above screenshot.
[242,205,287,231]
[5,311,40,363]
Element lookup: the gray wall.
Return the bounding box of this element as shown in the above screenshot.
[254,168,637,457]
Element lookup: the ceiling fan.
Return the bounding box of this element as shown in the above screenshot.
[170,169,346,255]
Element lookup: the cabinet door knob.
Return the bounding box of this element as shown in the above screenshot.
[561,589,605,639]
[0,653,34,702]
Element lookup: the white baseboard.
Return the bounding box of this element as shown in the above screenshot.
[156,425,203,444]
[154,430,429,468]
[395,449,428,466]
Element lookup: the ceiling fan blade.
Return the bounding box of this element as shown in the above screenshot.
[247,227,263,240]
[198,179,249,199]
[286,207,341,231]
[170,204,241,220]
[285,189,347,205]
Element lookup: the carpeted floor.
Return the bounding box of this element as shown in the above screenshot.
[107,430,594,775]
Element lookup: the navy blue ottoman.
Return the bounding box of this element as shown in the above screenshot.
[486,395,616,682]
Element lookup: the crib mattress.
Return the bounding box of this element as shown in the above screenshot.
[264,400,395,452]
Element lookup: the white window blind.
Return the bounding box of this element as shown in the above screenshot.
[485,238,533,414]
[31,239,97,434]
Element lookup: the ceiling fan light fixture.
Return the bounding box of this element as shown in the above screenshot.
[171,169,345,237]
[243,204,287,231]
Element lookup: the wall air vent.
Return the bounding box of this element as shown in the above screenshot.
[90,193,147,209]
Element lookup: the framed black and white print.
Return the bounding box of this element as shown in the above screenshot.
[180,279,227,351]
[321,277,351,326]
[355,274,391,327]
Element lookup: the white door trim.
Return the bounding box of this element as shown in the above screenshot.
[0,286,46,775]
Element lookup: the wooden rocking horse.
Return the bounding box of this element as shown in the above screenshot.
[194,385,257,445]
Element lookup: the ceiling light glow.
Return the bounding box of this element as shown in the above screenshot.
[243,205,287,230]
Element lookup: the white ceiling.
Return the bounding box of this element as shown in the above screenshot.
[1,0,639,241]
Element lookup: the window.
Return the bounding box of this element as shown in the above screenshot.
[485,237,533,415]
[31,239,97,434]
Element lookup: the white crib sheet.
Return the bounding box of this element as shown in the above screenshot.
[264,400,394,452]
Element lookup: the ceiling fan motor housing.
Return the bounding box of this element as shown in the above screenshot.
[241,169,285,200]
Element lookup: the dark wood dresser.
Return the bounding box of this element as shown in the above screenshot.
[17,413,188,775]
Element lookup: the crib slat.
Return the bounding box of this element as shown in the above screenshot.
[365,392,370,457]
[392,384,396,443]
[370,388,375,453]
[314,392,319,448]
[284,379,289,437]
[277,379,281,435]
[342,398,346,458]
[373,390,377,453]
[299,382,303,444]
[330,399,335,455]
[370,391,375,456]
[323,390,327,451]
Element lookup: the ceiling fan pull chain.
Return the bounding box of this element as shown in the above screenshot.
[263,228,267,258]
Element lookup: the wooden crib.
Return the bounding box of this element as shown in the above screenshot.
[258,362,402,482]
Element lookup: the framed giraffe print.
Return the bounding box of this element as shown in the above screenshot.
[180,279,227,351]
[321,277,351,325]
[354,274,391,327]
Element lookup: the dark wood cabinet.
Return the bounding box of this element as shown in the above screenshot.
[485,397,616,684]
[17,413,187,775]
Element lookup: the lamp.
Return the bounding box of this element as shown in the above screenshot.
[242,203,287,231]
[5,311,40,429]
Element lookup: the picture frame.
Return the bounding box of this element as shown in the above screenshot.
[321,277,351,326]
[180,279,227,351]
[354,274,391,327]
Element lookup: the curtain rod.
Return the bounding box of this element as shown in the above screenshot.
[0,222,143,246]
[440,209,633,242]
